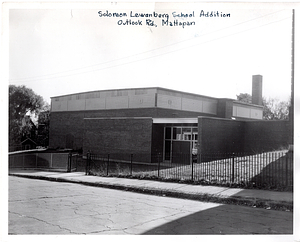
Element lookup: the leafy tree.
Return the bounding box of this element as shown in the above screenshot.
[36,103,50,146]
[9,85,45,147]
[236,93,290,120]
[236,93,252,104]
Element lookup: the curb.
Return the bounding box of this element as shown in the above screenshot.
[9,173,293,212]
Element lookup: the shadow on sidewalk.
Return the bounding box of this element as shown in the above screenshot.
[142,204,293,235]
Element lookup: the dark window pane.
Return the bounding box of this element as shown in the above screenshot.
[165,127,171,139]
[164,140,171,160]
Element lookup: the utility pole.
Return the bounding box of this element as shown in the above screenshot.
[289,9,295,150]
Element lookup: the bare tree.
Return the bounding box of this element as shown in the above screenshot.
[236,93,290,120]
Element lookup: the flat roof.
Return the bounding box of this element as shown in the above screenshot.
[152,118,198,124]
[233,100,263,108]
[83,117,198,123]
[50,87,225,101]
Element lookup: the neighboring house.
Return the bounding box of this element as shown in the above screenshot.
[18,114,49,150]
[20,137,37,150]
[49,75,291,163]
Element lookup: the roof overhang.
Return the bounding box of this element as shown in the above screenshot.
[152,118,198,124]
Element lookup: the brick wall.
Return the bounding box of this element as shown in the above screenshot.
[198,117,292,154]
[49,107,216,150]
[49,112,85,150]
[244,120,291,153]
[83,118,153,163]
[49,108,156,150]
[50,107,291,160]
[198,117,245,154]
[217,99,234,119]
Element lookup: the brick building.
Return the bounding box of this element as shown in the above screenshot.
[49,75,291,163]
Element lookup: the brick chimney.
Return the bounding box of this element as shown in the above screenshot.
[252,75,263,105]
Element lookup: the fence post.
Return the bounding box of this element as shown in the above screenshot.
[157,153,160,177]
[50,153,53,168]
[73,154,77,172]
[231,153,235,183]
[191,157,194,181]
[286,152,289,186]
[85,152,90,175]
[36,153,38,168]
[130,154,133,176]
[107,154,110,176]
[67,152,72,172]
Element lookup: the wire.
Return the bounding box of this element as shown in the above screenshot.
[9,10,290,84]
[10,9,285,82]
[43,16,292,80]
[9,10,287,82]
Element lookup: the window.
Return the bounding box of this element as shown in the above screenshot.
[172,127,182,140]
[164,126,198,161]
[165,127,171,140]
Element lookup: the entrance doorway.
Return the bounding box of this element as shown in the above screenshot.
[164,126,198,164]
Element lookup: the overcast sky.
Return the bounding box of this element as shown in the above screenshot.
[8,2,296,104]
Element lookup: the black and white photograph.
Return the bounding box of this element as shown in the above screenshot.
[1,1,299,240]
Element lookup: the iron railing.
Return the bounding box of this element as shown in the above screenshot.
[86,150,293,190]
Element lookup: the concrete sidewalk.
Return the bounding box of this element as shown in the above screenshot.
[9,169,293,211]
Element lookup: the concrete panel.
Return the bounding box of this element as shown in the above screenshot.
[110,89,129,97]
[85,98,106,110]
[232,105,237,116]
[250,108,263,119]
[182,98,203,112]
[85,91,101,99]
[202,100,217,114]
[157,94,182,110]
[67,99,86,111]
[129,93,155,108]
[57,96,69,101]
[105,96,129,109]
[134,88,155,95]
[51,100,68,112]
[236,106,251,118]
[157,89,183,97]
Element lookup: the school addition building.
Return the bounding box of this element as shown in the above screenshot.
[49,75,291,163]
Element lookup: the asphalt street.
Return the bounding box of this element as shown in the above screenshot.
[8,176,293,235]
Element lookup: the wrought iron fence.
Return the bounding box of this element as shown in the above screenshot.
[86,150,293,190]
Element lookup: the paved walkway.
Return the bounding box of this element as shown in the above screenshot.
[9,169,293,211]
